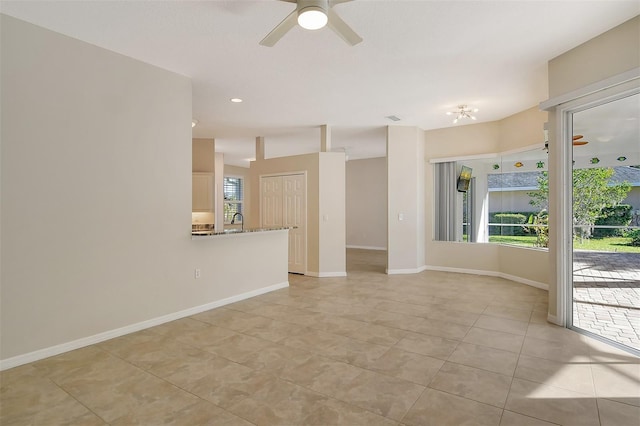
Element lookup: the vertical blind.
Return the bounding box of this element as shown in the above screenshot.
[434,162,457,241]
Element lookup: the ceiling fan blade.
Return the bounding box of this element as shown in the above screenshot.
[330,0,354,4]
[327,8,362,46]
[260,10,297,47]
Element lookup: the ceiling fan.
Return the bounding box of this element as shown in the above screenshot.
[260,0,363,47]
[573,134,589,146]
[544,134,590,153]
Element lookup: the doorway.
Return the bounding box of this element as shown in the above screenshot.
[569,92,640,353]
[260,173,307,274]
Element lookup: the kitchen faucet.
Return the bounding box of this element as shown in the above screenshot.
[231,212,244,231]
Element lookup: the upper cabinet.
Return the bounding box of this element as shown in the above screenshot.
[192,172,214,212]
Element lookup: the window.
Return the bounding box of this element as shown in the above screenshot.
[223,176,243,223]
[433,147,550,249]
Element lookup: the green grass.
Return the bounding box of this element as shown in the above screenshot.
[488,235,640,253]
[573,237,640,253]
[489,235,539,246]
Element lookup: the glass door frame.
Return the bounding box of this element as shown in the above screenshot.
[553,79,639,351]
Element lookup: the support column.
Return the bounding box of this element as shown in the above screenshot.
[386,126,425,274]
[320,125,331,152]
[256,136,265,161]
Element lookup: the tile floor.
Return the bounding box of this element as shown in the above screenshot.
[1,249,639,425]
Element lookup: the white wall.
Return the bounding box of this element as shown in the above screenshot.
[346,158,387,249]
[0,16,289,366]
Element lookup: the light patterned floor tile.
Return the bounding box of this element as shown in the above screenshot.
[402,388,503,426]
[5,249,639,425]
[448,342,519,376]
[463,327,525,353]
[428,362,512,407]
[505,378,600,426]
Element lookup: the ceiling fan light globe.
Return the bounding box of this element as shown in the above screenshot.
[298,7,328,30]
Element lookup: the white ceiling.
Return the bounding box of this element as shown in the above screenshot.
[2,1,638,167]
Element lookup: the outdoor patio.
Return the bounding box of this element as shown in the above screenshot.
[573,251,640,352]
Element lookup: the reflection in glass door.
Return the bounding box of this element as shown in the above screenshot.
[570,93,640,353]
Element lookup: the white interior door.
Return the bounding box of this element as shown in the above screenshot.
[260,174,307,274]
[261,176,283,228]
[283,174,306,274]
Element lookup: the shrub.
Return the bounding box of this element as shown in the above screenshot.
[628,229,640,247]
[525,210,549,248]
[490,213,528,236]
[593,204,632,238]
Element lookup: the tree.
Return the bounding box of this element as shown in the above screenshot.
[528,168,631,242]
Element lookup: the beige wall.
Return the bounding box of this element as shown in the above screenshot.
[423,121,501,159]
[249,152,346,276]
[549,16,640,98]
[319,153,347,275]
[425,108,550,287]
[387,126,425,273]
[192,138,215,224]
[192,138,214,173]
[345,158,387,249]
[498,107,548,152]
[1,16,289,365]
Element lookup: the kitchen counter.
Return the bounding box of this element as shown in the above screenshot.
[191,227,292,239]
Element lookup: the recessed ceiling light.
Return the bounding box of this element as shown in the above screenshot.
[230,98,243,103]
[386,115,401,122]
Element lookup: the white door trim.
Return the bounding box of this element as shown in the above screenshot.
[547,78,640,328]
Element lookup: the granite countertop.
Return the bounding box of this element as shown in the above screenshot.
[191,227,292,239]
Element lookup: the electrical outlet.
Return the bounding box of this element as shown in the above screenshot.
[194,268,201,279]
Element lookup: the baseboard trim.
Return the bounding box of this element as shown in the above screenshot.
[547,313,562,326]
[423,265,549,291]
[386,266,428,275]
[500,272,549,291]
[0,281,289,371]
[346,245,386,251]
[306,271,347,278]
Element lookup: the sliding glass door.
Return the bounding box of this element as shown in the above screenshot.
[570,93,640,354]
